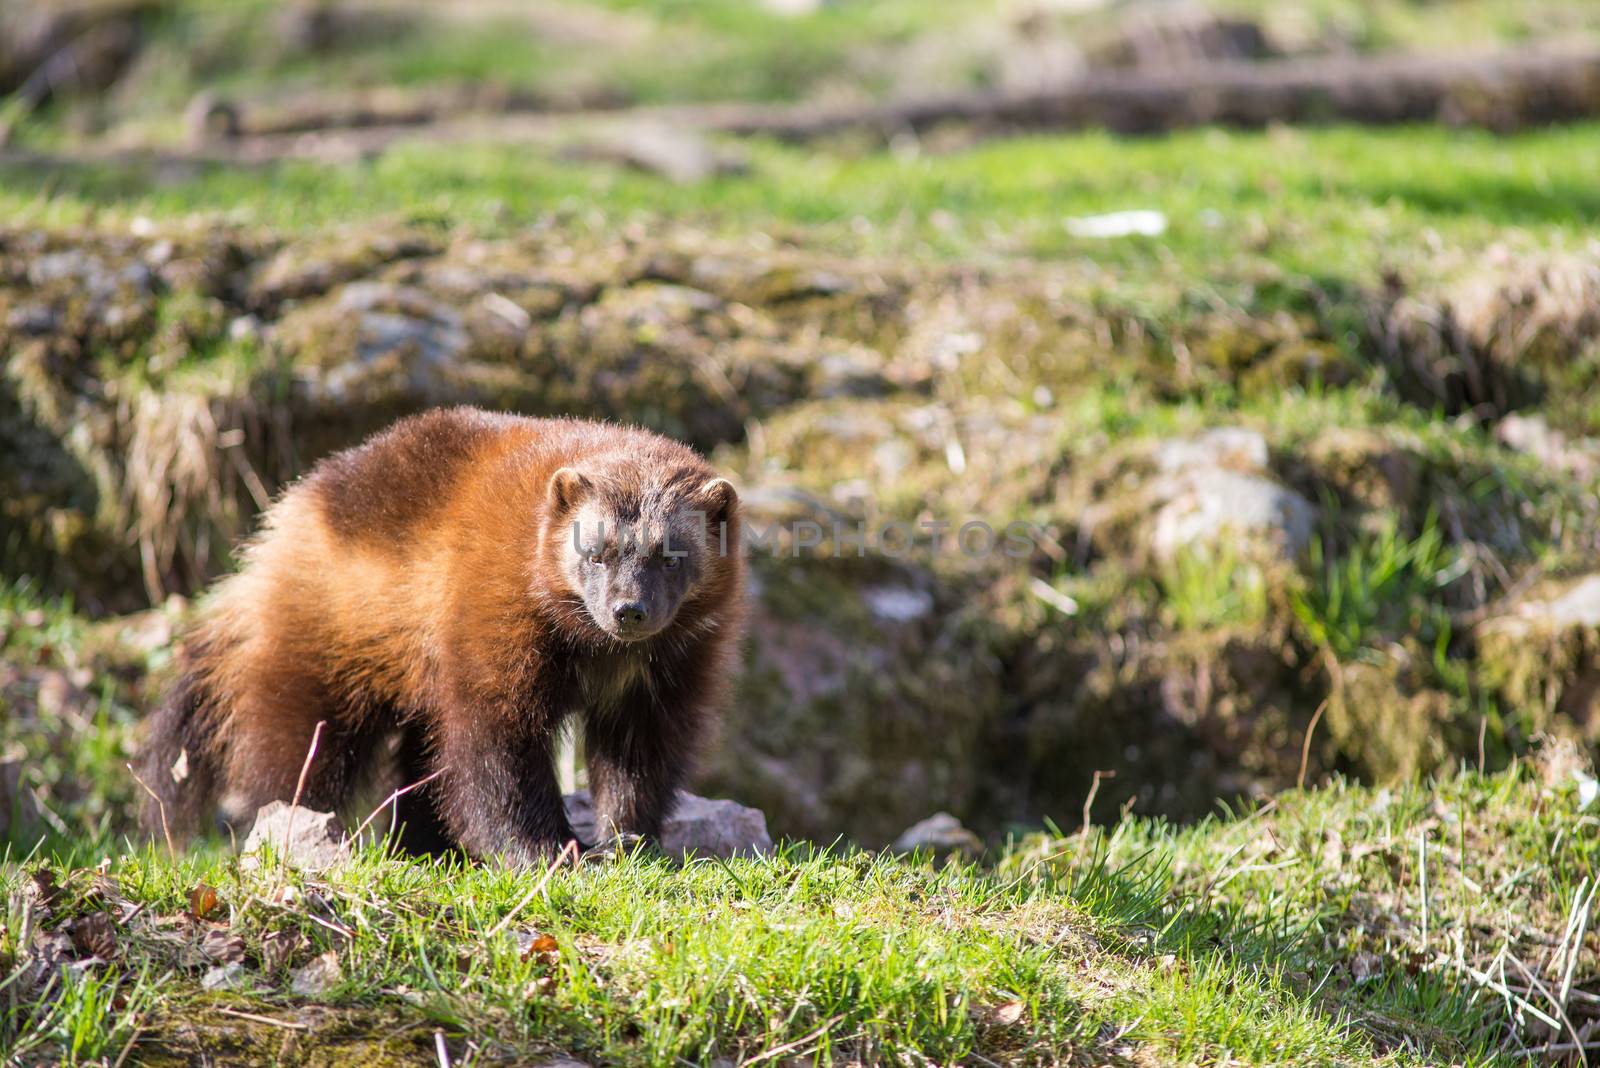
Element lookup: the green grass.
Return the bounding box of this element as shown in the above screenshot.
[1160,546,1272,632]
[4,765,1592,1064]
[1291,512,1463,664]
[6,123,1600,284]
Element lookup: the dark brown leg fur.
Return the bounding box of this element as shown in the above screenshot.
[136,668,221,841]
[389,723,455,857]
[584,683,709,844]
[430,702,577,865]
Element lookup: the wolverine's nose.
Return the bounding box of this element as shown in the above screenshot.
[613,602,648,627]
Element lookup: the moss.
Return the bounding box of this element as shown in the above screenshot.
[1321,650,1458,782]
[246,227,442,311]
[1476,576,1600,749]
[137,1003,438,1068]
[1297,427,1420,516]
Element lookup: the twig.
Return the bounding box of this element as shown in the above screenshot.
[1557,878,1597,1012]
[1526,1041,1600,1056]
[1296,698,1329,792]
[1418,829,1428,953]
[277,721,326,879]
[1299,650,1342,790]
[215,1007,308,1030]
[305,911,357,940]
[343,768,447,851]
[1080,770,1115,835]
[1457,951,1562,1032]
[1478,715,1488,775]
[1507,953,1589,1068]
[434,1030,453,1068]
[739,1016,844,1067]
[484,840,579,940]
[111,1020,145,1068]
[126,763,175,858]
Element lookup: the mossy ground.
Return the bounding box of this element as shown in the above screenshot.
[7,1,1600,1061]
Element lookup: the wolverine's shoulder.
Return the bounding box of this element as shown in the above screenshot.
[304,407,531,543]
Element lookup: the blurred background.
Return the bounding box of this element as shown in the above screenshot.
[5,0,1600,851]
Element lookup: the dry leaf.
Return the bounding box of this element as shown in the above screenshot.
[290,949,341,998]
[990,1000,1025,1026]
[70,913,118,960]
[261,928,306,974]
[188,884,220,920]
[201,928,247,964]
[519,930,561,966]
[23,869,59,913]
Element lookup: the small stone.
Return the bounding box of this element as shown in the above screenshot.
[890,812,984,861]
[201,963,251,992]
[662,793,773,859]
[184,91,241,145]
[5,304,59,335]
[290,950,341,998]
[240,802,346,872]
[564,790,772,859]
[862,586,934,623]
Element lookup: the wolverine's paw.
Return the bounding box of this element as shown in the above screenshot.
[580,832,651,865]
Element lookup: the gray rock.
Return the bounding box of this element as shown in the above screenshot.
[890,812,984,860]
[241,802,346,872]
[1148,468,1314,561]
[565,790,772,859]
[201,963,251,992]
[1153,427,1269,474]
[1487,574,1600,633]
[1497,413,1599,480]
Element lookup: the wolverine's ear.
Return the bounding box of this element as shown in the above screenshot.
[548,468,592,513]
[696,477,739,524]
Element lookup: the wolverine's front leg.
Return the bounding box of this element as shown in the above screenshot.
[433,706,576,865]
[584,689,708,845]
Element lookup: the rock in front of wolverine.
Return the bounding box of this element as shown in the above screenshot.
[566,790,773,859]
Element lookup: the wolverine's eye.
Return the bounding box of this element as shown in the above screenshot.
[663,554,682,569]
[587,551,605,566]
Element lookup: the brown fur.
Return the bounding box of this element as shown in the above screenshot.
[138,407,745,862]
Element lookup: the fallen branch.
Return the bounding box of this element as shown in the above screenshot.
[703,45,1600,140]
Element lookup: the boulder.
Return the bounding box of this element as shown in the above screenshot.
[1153,427,1268,473]
[890,812,984,860]
[1478,575,1600,744]
[1079,427,1316,566]
[564,790,772,859]
[240,802,345,872]
[1149,468,1314,562]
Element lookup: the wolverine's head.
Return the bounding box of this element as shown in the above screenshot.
[546,464,739,642]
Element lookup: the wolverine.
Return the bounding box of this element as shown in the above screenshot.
[138,408,745,863]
